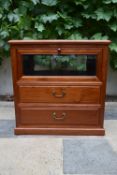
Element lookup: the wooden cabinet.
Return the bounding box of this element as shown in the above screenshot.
[9,40,111,135]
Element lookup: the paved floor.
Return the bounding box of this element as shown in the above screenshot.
[0,102,117,175]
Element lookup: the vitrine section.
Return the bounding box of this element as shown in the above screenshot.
[22,54,97,76]
[16,46,103,79]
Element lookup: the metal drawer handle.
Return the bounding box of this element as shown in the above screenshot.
[52,90,66,98]
[52,112,66,120]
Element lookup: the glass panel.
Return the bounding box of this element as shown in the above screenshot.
[22,54,97,76]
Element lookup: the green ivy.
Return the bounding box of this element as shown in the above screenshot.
[0,0,117,69]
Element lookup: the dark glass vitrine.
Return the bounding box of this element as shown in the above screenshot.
[22,54,96,76]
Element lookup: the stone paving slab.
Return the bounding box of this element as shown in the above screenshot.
[63,138,117,174]
[0,102,63,175]
[0,102,117,175]
[0,102,15,120]
[0,138,63,175]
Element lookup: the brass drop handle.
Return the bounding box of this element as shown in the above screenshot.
[52,89,66,98]
[52,112,66,120]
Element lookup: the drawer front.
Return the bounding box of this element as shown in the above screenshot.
[18,105,101,127]
[18,86,100,104]
[17,44,102,54]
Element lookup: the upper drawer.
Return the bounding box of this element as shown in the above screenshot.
[17,45,102,54]
[18,85,100,104]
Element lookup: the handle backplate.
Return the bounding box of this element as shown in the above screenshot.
[52,112,66,120]
[52,90,66,98]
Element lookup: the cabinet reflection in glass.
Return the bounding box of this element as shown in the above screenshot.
[22,54,96,76]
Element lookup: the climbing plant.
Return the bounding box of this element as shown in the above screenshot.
[0,0,117,69]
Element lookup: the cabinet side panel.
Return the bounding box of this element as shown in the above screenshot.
[100,46,109,127]
[10,46,20,127]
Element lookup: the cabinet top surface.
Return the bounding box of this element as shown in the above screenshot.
[8,40,111,45]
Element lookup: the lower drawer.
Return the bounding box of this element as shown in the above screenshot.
[18,105,101,127]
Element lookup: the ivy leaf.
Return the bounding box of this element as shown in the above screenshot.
[8,13,20,22]
[18,5,27,15]
[57,11,68,20]
[103,0,117,3]
[74,0,87,5]
[110,43,117,53]
[91,33,108,40]
[17,16,31,30]
[23,37,33,40]
[19,1,30,8]
[82,12,96,19]
[109,23,117,32]
[1,0,11,10]
[82,13,91,19]
[0,40,5,47]
[31,0,40,5]
[64,24,73,30]
[40,14,58,23]
[95,8,112,21]
[4,43,10,51]
[55,26,64,36]
[113,9,117,18]
[0,31,9,38]
[103,0,112,4]
[68,33,82,40]
[41,0,57,6]
[35,23,45,32]
[0,14,2,18]
[112,0,117,2]
[58,12,81,29]
[73,19,82,28]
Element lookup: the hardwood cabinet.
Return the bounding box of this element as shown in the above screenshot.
[9,40,111,135]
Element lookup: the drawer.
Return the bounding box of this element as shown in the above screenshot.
[18,86,100,104]
[16,44,102,54]
[18,105,101,127]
